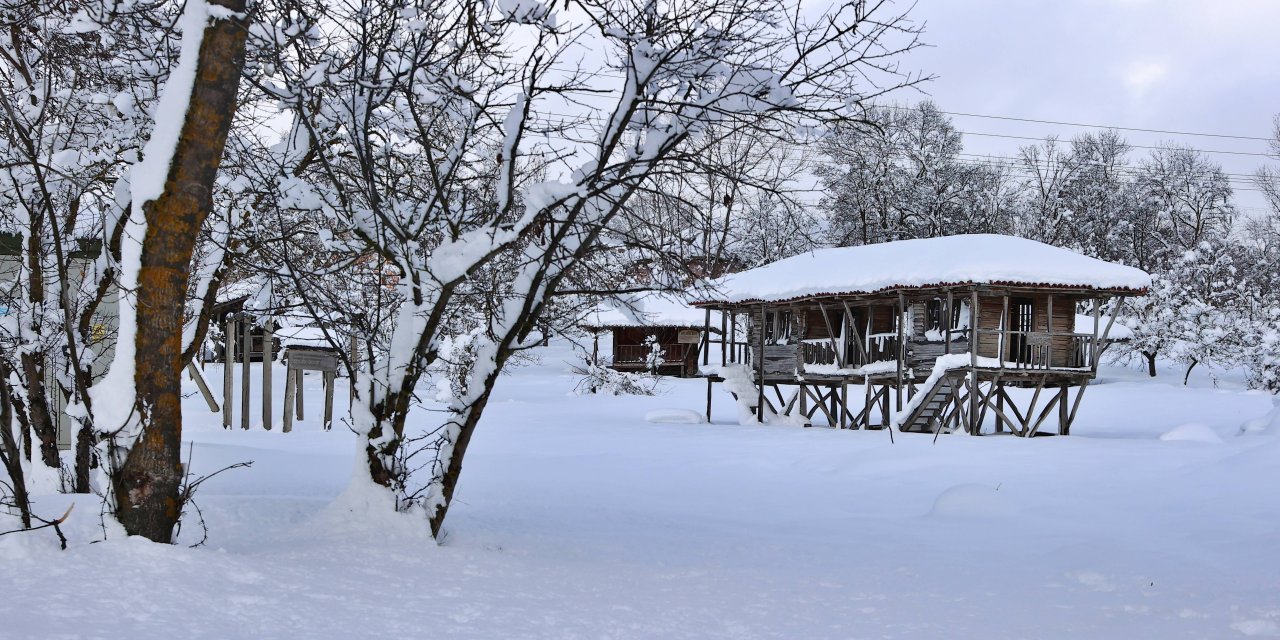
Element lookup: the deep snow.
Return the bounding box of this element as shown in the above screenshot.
[3,339,1279,639]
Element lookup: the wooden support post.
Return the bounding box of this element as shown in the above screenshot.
[702,309,711,368]
[187,361,219,413]
[222,316,233,429]
[757,305,766,423]
[729,309,737,364]
[841,301,870,365]
[1047,293,1055,367]
[895,294,905,411]
[968,289,980,435]
[323,370,335,431]
[1066,378,1091,433]
[1091,297,1101,372]
[863,378,872,430]
[720,309,728,367]
[995,381,1004,433]
[1000,293,1010,369]
[1097,295,1125,367]
[240,317,251,430]
[1058,383,1070,435]
[591,332,599,365]
[840,381,848,429]
[349,335,359,409]
[262,327,273,430]
[294,368,305,421]
[282,367,295,433]
[799,381,808,419]
[818,302,844,367]
[705,378,713,423]
[945,289,953,355]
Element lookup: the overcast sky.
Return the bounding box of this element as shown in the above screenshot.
[899,0,1280,212]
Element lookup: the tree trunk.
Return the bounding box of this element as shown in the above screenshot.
[1143,351,1157,377]
[428,372,501,539]
[0,361,32,528]
[111,0,247,543]
[19,353,60,469]
[74,423,94,493]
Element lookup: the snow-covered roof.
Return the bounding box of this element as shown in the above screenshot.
[1075,314,1134,340]
[582,293,717,330]
[692,235,1151,305]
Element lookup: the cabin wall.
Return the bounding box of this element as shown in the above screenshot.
[975,293,1081,367]
[746,308,802,379]
[610,326,702,377]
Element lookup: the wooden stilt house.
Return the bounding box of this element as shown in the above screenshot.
[582,294,723,378]
[690,234,1151,436]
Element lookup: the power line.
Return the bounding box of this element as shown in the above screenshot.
[537,63,1276,144]
[524,110,1277,159]
[878,105,1273,143]
[960,131,1274,158]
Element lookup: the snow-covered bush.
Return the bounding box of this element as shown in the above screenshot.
[643,335,666,374]
[572,358,659,396]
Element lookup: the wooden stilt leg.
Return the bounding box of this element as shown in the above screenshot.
[323,370,335,431]
[294,368,305,422]
[262,328,273,431]
[1059,383,1070,435]
[995,381,1004,433]
[282,368,295,433]
[705,378,713,423]
[222,317,233,429]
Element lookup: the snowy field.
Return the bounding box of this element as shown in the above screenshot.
[4,339,1280,639]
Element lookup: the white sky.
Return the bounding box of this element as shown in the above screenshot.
[900,0,1280,213]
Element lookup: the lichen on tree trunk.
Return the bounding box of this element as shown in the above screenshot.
[110,0,247,543]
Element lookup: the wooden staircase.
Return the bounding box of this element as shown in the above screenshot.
[899,372,963,434]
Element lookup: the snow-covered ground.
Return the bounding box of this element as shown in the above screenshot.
[4,340,1279,639]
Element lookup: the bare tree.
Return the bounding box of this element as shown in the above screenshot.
[245,0,926,537]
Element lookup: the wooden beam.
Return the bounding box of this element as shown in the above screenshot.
[818,301,845,367]
[1066,378,1091,431]
[896,294,905,411]
[1000,293,1010,370]
[702,309,711,367]
[705,378,713,423]
[757,305,766,422]
[262,326,273,431]
[944,289,953,355]
[1058,383,1070,435]
[720,308,728,367]
[282,366,295,433]
[240,317,251,430]
[1047,293,1055,368]
[222,316,233,429]
[1091,297,1101,371]
[322,370,335,431]
[969,289,979,435]
[187,361,219,413]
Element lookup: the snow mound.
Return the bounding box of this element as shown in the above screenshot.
[929,483,1014,518]
[302,473,434,545]
[1160,423,1223,443]
[644,409,706,424]
[1239,401,1280,436]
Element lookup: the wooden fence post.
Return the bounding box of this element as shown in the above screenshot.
[222,316,233,429]
[240,316,251,430]
[262,326,273,430]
